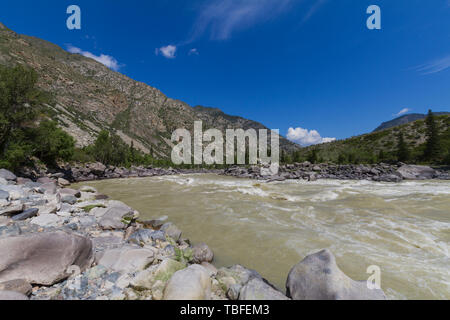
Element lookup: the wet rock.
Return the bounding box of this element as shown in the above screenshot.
[0,279,32,296]
[163,264,211,300]
[0,231,93,285]
[192,243,214,264]
[98,246,155,273]
[0,290,28,300]
[286,249,386,300]
[374,174,402,183]
[397,165,436,180]
[0,169,16,181]
[239,278,289,300]
[11,208,39,221]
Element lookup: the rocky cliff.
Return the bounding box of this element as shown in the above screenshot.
[0,23,299,159]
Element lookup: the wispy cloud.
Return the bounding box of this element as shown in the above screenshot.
[287,127,336,146]
[394,108,411,117]
[188,48,199,56]
[301,0,327,24]
[186,0,294,42]
[155,45,177,59]
[67,45,120,71]
[414,55,450,75]
[157,0,326,58]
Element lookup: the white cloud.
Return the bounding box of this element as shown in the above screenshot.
[156,45,177,59]
[67,45,120,71]
[287,127,336,146]
[188,48,199,56]
[186,0,295,42]
[394,108,411,117]
[414,55,450,75]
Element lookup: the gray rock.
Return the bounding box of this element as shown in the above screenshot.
[11,208,39,221]
[16,177,32,185]
[286,249,386,300]
[374,174,402,183]
[60,188,81,198]
[30,214,61,227]
[0,203,24,217]
[0,279,32,295]
[127,229,161,246]
[0,290,28,300]
[98,246,155,273]
[239,278,290,300]
[61,195,77,205]
[58,178,70,187]
[37,177,54,184]
[163,264,211,300]
[40,182,57,194]
[162,223,182,242]
[192,243,214,264]
[0,169,16,181]
[397,165,436,180]
[99,205,136,230]
[0,231,93,285]
[0,190,9,200]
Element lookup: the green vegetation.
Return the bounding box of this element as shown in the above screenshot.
[396,132,410,163]
[81,204,106,212]
[284,111,449,166]
[0,65,74,171]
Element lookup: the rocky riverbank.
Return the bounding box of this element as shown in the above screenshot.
[224,162,450,182]
[13,161,450,185]
[0,168,388,300]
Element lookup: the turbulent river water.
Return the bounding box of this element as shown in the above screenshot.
[80,174,450,300]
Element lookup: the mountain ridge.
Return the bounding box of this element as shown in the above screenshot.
[0,23,300,159]
[374,112,449,132]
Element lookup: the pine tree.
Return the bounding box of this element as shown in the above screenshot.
[424,109,441,162]
[396,131,410,162]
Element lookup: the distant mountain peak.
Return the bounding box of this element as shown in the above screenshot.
[374,112,449,132]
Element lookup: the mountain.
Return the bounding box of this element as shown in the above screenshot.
[292,113,450,164]
[374,112,450,132]
[0,23,299,159]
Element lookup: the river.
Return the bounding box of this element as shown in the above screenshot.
[77,174,450,300]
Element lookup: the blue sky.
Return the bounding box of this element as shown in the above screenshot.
[1,0,449,145]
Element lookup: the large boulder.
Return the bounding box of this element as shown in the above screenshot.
[97,246,155,273]
[239,278,290,300]
[397,165,436,180]
[0,169,16,181]
[98,203,138,230]
[286,249,386,300]
[163,264,211,300]
[0,231,93,285]
[0,290,28,300]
